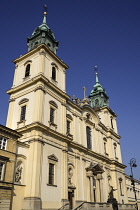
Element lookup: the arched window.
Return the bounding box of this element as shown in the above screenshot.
[86,126,92,149]
[25,64,30,77]
[52,67,56,80]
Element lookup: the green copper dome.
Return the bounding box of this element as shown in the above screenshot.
[27,12,59,54]
[89,72,109,108]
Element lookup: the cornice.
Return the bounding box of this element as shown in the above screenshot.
[13,44,69,69]
[17,141,29,148]
[111,160,126,169]
[107,128,121,139]
[98,122,108,132]
[67,100,82,112]
[16,122,73,143]
[0,124,21,138]
[69,141,113,164]
[7,73,70,100]
[125,174,140,184]
[95,106,117,117]
[15,122,126,169]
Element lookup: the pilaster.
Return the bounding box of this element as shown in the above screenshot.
[23,140,43,210]
[61,147,68,200]
[33,82,46,123]
[6,98,15,128]
[39,48,46,74]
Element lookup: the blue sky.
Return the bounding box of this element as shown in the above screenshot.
[0,0,140,179]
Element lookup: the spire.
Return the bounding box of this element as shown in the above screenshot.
[95,72,99,84]
[27,5,59,53]
[42,5,47,24]
[89,66,109,109]
[42,12,47,25]
[94,65,99,84]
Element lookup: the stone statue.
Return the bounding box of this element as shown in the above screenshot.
[107,186,118,210]
[15,165,22,183]
[109,186,115,199]
[68,167,73,185]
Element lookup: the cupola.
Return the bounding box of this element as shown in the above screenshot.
[89,66,109,108]
[27,7,59,54]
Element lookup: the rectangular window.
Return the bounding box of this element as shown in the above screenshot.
[104,142,107,154]
[50,107,55,123]
[119,179,123,195]
[111,117,114,129]
[0,162,5,181]
[86,126,92,150]
[0,137,7,150]
[67,120,70,134]
[114,146,117,158]
[49,163,54,185]
[20,105,26,121]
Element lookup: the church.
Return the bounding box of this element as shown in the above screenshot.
[0,8,140,210]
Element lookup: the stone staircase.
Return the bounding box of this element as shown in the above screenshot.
[73,202,136,210]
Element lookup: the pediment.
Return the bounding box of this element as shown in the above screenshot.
[86,162,104,174]
[82,105,100,124]
[48,154,58,162]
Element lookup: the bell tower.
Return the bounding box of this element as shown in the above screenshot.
[6,7,69,210]
[89,66,109,109]
[6,9,68,129]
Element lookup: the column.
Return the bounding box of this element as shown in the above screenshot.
[90,176,94,202]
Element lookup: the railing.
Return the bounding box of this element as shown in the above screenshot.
[58,203,69,210]
[73,202,85,210]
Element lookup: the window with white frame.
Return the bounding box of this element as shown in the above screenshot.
[0,161,5,181]
[48,154,58,186]
[0,137,7,150]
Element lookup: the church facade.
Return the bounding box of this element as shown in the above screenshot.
[1,10,140,210]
